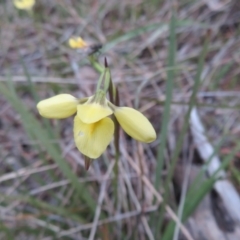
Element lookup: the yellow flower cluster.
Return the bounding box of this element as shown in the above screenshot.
[37,92,156,159]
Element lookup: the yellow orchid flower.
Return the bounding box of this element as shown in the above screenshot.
[68,36,102,56]
[68,37,88,49]
[37,92,156,159]
[13,0,35,10]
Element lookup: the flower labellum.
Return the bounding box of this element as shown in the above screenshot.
[74,116,114,159]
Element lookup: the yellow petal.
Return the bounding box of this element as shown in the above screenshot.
[13,0,35,10]
[73,116,114,159]
[77,102,113,124]
[114,107,156,143]
[37,94,78,119]
[68,37,88,49]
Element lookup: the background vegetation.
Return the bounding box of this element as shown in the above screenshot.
[0,0,240,239]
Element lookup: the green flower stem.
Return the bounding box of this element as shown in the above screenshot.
[88,55,104,73]
[96,70,106,92]
[95,69,111,97]
[103,67,111,93]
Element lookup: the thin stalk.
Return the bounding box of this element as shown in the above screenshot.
[88,55,104,73]
[152,7,177,238]
[161,30,210,239]
[154,6,176,191]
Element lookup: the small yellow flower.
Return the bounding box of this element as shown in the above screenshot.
[13,0,35,10]
[37,92,156,159]
[68,37,88,49]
